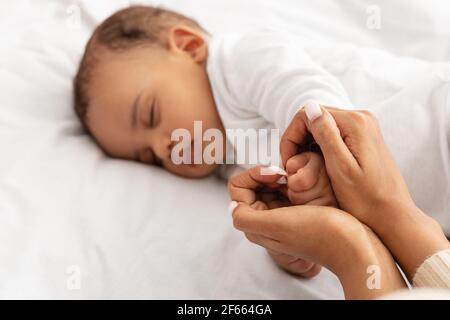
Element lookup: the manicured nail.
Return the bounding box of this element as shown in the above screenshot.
[267,165,288,176]
[228,201,238,215]
[304,100,323,122]
[276,176,287,184]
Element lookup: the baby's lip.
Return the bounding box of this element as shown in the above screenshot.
[179,140,195,165]
[154,155,163,167]
[177,140,201,166]
[191,140,202,165]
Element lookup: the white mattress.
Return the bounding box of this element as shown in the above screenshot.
[0,0,449,299]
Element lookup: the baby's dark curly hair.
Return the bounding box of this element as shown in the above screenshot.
[73,6,207,134]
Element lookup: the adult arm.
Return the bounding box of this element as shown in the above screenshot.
[229,166,406,299]
[280,102,450,280]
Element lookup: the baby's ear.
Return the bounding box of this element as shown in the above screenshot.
[168,25,207,63]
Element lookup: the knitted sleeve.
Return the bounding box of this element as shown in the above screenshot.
[413,249,450,288]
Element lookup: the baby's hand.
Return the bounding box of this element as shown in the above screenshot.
[285,152,337,207]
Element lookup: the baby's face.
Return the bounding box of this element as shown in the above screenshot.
[87,45,225,178]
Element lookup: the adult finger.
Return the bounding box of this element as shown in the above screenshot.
[228,165,287,205]
[232,203,282,238]
[245,233,283,252]
[259,190,291,209]
[267,249,313,269]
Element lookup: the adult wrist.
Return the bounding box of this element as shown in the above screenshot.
[368,198,419,236]
[325,218,375,279]
[330,224,405,299]
[372,202,450,280]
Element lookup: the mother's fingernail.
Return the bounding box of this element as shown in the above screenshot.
[264,165,287,176]
[276,176,287,184]
[228,201,238,215]
[304,100,323,122]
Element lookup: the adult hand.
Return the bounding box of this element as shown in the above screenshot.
[228,166,321,277]
[280,102,450,278]
[229,167,406,299]
[281,103,412,228]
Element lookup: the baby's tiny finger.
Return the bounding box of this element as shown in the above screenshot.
[287,168,329,205]
[288,169,319,193]
[288,154,323,192]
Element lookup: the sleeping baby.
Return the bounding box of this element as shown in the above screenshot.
[74,6,346,276]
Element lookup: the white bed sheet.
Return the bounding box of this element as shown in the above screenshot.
[0,0,449,299]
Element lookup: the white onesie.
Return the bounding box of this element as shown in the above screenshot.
[206,28,450,234]
[206,29,352,178]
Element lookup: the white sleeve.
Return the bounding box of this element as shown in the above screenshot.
[222,30,352,131]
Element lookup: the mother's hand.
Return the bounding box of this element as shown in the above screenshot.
[228,166,321,277]
[281,103,413,229]
[229,167,405,299]
[281,102,450,278]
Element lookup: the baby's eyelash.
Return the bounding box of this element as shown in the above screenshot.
[149,103,155,127]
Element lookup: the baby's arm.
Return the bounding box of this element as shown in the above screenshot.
[221,30,352,132]
[285,152,337,207]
